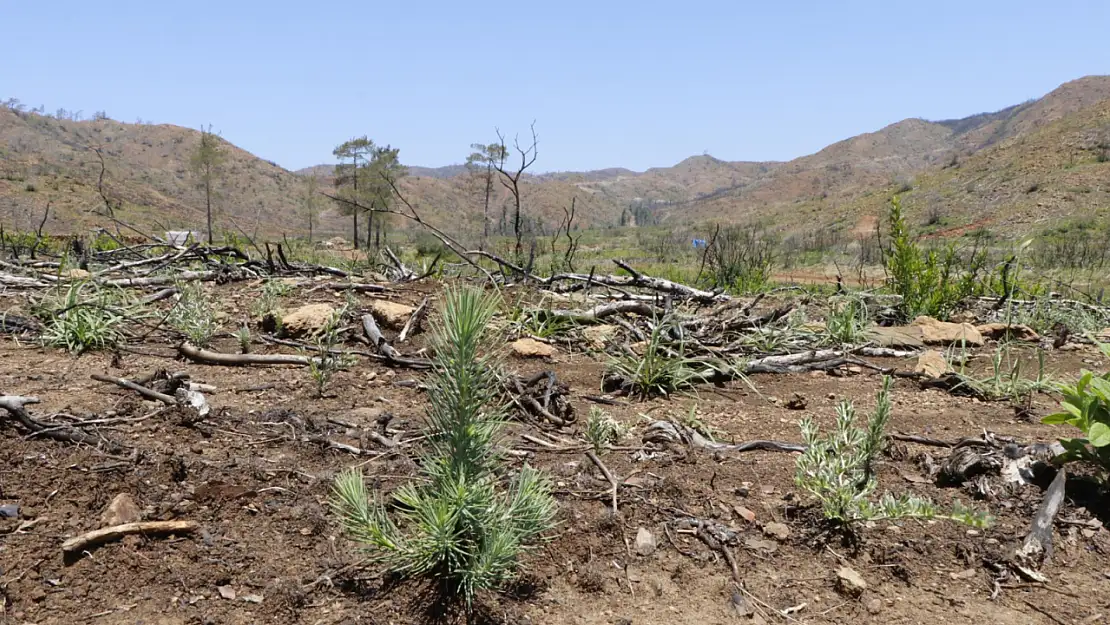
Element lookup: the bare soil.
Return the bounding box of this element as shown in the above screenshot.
[2,282,1109,625]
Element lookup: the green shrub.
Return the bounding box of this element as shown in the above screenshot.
[884,196,987,321]
[607,314,708,399]
[585,407,625,453]
[795,376,990,529]
[37,282,134,354]
[168,282,219,347]
[330,287,556,605]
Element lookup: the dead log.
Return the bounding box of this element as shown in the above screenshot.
[61,520,199,556]
[362,313,401,359]
[643,420,805,453]
[1016,468,1067,567]
[177,342,313,366]
[545,300,659,323]
[103,270,216,288]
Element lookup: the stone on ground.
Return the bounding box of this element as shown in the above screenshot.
[368,300,415,330]
[510,338,556,358]
[914,350,951,378]
[101,493,142,526]
[911,316,984,346]
[280,303,337,338]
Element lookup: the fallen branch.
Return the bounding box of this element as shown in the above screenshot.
[585,450,619,513]
[643,420,805,453]
[360,314,433,368]
[177,342,313,366]
[1016,468,1067,567]
[545,300,659,324]
[91,374,176,405]
[61,520,199,556]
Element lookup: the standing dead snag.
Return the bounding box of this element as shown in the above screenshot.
[493,122,539,260]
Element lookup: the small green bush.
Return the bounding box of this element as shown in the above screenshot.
[884,196,987,321]
[331,287,556,605]
[795,376,990,529]
[37,282,135,354]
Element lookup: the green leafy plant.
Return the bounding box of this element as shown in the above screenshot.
[306,306,350,397]
[37,281,135,354]
[795,376,990,529]
[251,279,291,323]
[506,298,574,339]
[1042,342,1110,475]
[607,315,707,399]
[884,196,987,321]
[824,295,871,346]
[235,323,251,354]
[585,407,626,453]
[168,281,219,347]
[330,287,556,605]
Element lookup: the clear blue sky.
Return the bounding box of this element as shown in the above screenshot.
[3,0,1107,172]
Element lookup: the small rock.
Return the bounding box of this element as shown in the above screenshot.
[835,566,867,597]
[763,522,790,541]
[510,338,556,359]
[744,537,778,554]
[867,326,925,349]
[913,350,951,378]
[949,568,976,580]
[368,300,416,330]
[217,585,237,600]
[0,504,19,518]
[785,393,807,410]
[734,505,757,523]
[64,268,91,280]
[100,494,141,526]
[634,527,656,556]
[866,598,882,614]
[241,594,264,604]
[279,303,337,338]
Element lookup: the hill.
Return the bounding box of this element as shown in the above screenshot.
[2,75,1108,243]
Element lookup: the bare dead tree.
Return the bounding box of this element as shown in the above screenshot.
[493,122,538,260]
[553,197,581,273]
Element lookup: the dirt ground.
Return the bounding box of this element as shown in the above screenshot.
[2,281,1109,625]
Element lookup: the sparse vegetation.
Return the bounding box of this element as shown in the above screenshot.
[585,407,625,453]
[607,314,706,399]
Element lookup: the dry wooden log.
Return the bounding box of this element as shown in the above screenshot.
[939,447,1003,485]
[397,296,429,342]
[61,520,199,555]
[91,374,176,405]
[1016,468,1067,567]
[362,313,403,359]
[545,300,659,323]
[177,342,313,366]
[584,450,619,513]
[103,270,216,288]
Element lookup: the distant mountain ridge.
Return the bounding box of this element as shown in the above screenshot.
[3,75,1109,240]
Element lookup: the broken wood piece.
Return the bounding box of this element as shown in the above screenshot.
[177,342,313,366]
[545,300,659,324]
[61,520,199,555]
[1016,468,1067,567]
[397,296,429,342]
